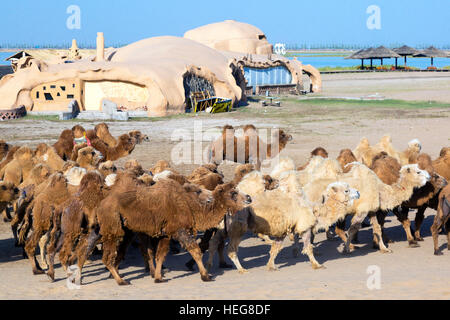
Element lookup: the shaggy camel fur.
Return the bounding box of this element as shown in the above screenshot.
[431,184,450,255]
[92,172,251,285]
[440,147,450,157]
[0,146,35,187]
[0,140,10,160]
[74,146,100,170]
[303,162,430,253]
[209,124,292,169]
[353,135,421,167]
[128,130,149,144]
[99,161,117,177]
[46,171,107,281]
[53,129,74,160]
[187,165,224,191]
[34,144,66,172]
[432,151,450,181]
[211,169,359,273]
[337,149,358,173]
[23,173,72,274]
[92,123,117,147]
[0,145,19,172]
[387,154,448,247]
[90,134,136,162]
[150,160,172,175]
[0,182,19,222]
[297,147,329,171]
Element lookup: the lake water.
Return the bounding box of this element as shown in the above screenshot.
[288,54,449,69]
[1,50,448,69]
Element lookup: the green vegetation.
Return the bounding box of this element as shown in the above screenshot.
[282,98,450,109]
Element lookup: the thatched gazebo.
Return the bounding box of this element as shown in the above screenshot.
[413,46,449,67]
[393,45,419,68]
[363,46,400,68]
[344,48,371,69]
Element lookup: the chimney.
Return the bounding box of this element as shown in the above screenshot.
[96,32,104,61]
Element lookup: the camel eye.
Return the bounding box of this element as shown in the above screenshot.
[196,190,202,195]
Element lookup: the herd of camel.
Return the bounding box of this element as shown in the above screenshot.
[0,122,449,286]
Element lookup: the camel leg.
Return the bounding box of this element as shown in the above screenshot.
[266,237,284,271]
[102,238,129,286]
[291,233,301,258]
[136,233,152,274]
[153,237,170,283]
[185,229,215,271]
[2,207,12,222]
[39,232,49,270]
[369,213,392,253]
[373,210,391,248]
[47,232,64,281]
[393,207,418,247]
[343,215,365,254]
[176,229,211,282]
[446,219,450,251]
[76,228,101,279]
[226,226,247,274]
[335,218,350,244]
[431,216,443,255]
[114,229,134,270]
[302,229,324,269]
[414,206,426,241]
[206,230,222,271]
[24,228,45,275]
[217,237,232,268]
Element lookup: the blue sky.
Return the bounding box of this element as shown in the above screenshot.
[1,0,448,48]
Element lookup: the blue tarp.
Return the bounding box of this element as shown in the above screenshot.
[244,66,292,86]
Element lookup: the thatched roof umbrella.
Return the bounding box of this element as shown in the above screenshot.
[413,46,449,67]
[344,48,371,69]
[362,46,400,69]
[393,45,419,68]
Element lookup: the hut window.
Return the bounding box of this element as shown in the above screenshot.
[258,34,266,40]
[36,92,39,99]
[50,85,56,89]
[57,93,60,97]
[72,84,75,88]
[43,86,46,90]
[67,94,74,99]
[60,86,66,91]
[44,93,54,101]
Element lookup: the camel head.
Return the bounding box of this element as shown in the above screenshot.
[48,172,69,191]
[72,124,87,139]
[29,164,51,184]
[124,159,144,176]
[128,130,149,144]
[323,182,360,207]
[430,172,448,191]
[399,164,430,189]
[138,173,154,186]
[213,182,252,215]
[408,139,422,153]
[118,134,136,153]
[94,122,109,135]
[232,163,255,184]
[59,129,74,142]
[237,171,265,196]
[77,146,98,166]
[439,147,450,157]
[99,160,118,177]
[202,163,222,176]
[183,183,214,206]
[0,140,9,155]
[275,129,293,148]
[0,181,19,203]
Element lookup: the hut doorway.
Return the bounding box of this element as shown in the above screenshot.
[183,73,215,112]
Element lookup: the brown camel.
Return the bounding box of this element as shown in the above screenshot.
[53,129,74,160]
[209,124,292,169]
[297,147,329,171]
[336,149,358,173]
[431,184,450,255]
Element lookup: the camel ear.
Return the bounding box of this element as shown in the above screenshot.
[331,186,338,193]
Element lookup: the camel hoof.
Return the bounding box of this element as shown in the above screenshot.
[32,269,45,275]
[380,249,393,254]
[47,272,55,282]
[154,278,168,283]
[434,250,443,256]
[267,266,279,272]
[118,279,130,286]
[201,274,213,282]
[415,237,424,242]
[408,241,420,248]
[219,262,233,269]
[238,268,249,274]
[312,264,325,270]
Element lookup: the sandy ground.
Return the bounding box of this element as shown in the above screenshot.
[0,72,449,299]
[318,71,450,102]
